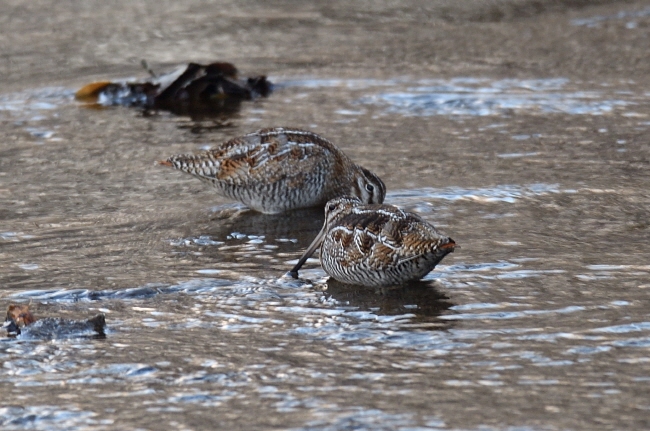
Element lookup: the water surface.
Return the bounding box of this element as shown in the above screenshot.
[1,1,650,430]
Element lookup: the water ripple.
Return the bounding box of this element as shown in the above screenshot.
[0,406,96,430]
[442,305,586,321]
[571,7,650,27]
[387,183,560,204]
[356,78,631,116]
[591,322,650,333]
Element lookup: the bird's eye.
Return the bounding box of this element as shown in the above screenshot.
[328,204,336,211]
[365,184,374,192]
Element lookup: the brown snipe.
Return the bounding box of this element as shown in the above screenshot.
[289,196,455,286]
[159,128,386,214]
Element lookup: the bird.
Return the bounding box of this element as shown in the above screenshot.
[159,127,386,214]
[288,196,455,286]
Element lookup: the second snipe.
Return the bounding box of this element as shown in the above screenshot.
[289,196,456,287]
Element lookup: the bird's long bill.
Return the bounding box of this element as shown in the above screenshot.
[287,226,326,278]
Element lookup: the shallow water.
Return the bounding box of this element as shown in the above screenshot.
[2,1,650,430]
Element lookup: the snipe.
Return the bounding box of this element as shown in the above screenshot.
[160,128,386,214]
[289,196,455,286]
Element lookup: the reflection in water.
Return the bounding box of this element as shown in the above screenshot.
[156,97,245,122]
[205,206,324,242]
[325,279,454,323]
[173,207,326,279]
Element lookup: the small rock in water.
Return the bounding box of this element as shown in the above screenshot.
[18,315,106,339]
[3,304,106,339]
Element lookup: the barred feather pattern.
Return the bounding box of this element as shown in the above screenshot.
[317,196,455,286]
[162,128,386,214]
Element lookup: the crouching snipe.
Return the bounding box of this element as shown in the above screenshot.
[289,196,455,286]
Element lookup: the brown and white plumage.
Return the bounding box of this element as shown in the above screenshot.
[159,128,386,214]
[289,196,455,286]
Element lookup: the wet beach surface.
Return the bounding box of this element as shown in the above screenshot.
[1,1,650,429]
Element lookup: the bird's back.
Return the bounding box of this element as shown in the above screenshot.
[163,128,345,213]
[321,204,454,286]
